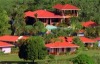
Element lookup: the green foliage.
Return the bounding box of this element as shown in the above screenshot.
[18,36,47,61]
[43,34,55,43]
[0,9,10,35]
[71,54,95,64]
[96,26,100,37]
[73,37,85,50]
[18,39,28,60]
[0,0,15,15]
[52,28,74,37]
[0,0,100,36]
[48,54,55,59]
[92,55,100,64]
[93,41,98,49]
[0,51,4,55]
[43,28,74,43]
[13,5,27,35]
[84,27,100,38]
[58,20,68,27]
[67,0,100,24]
[70,17,83,32]
[24,25,34,35]
[33,21,47,34]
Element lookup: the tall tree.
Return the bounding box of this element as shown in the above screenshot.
[0,9,10,35]
[13,5,27,35]
[18,36,47,62]
[70,17,83,32]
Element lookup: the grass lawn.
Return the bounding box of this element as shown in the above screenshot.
[0,54,23,61]
[0,49,100,64]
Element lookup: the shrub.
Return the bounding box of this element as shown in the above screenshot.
[0,51,4,55]
[48,54,55,59]
[92,55,100,64]
[71,54,95,64]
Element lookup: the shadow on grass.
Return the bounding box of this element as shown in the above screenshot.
[0,61,37,64]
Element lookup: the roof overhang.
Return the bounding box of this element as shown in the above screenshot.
[60,9,81,10]
[46,46,79,48]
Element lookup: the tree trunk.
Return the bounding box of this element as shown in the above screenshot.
[33,60,35,63]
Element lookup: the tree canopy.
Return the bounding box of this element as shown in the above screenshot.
[71,54,95,64]
[0,9,10,35]
[0,0,99,36]
[18,36,47,61]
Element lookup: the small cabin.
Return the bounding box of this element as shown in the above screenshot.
[0,41,14,53]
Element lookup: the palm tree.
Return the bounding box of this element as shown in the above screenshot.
[70,17,83,32]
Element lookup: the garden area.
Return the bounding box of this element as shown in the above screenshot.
[0,49,100,64]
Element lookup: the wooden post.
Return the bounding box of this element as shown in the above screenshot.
[46,18,48,24]
[64,48,66,53]
[73,10,75,16]
[76,10,78,17]
[50,18,52,25]
[51,48,54,53]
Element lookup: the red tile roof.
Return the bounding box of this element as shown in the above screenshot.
[95,37,100,41]
[25,10,62,18]
[45,42,79,48]
[67,37,73,42]
[78,30,85,33]
[53,4,80,10]
[0,35,28,42]
[24,11,34,18]
[0,41,14,47]
[80,37,96,43]
[53,4,63,10]
[58,36,73,43]
[82,20,97,27]
[0,35,19,42]
[58,36,96,43]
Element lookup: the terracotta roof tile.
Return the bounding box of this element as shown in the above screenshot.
[53,4,80,10]
[0,35,19,42]
[45,42,79,48]
[82,20,97,27]
[80,37,96,43]
[25,10,62,18]
[0,41,14,47]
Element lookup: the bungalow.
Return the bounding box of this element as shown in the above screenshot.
[58,36,96,47]
[0,35,29,45]
[79,37,96,47]
[0,35,19,42]
[45,42,79,55]
[82,20,97,28]
[0,41,14,53]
